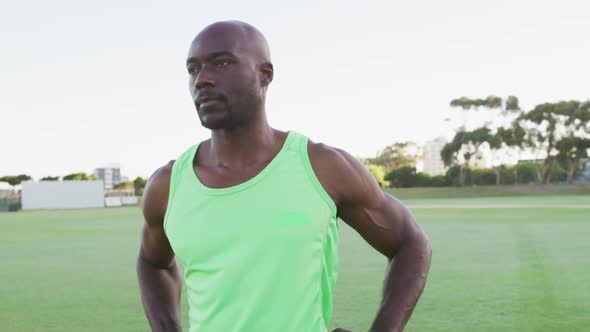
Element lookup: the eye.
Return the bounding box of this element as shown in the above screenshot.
[216,59,230,68]
[187,64,200,75]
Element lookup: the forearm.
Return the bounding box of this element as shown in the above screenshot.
[369,231,432,332]
[137,254,183,332]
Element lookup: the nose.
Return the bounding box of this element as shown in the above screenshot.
[195,65,216,90]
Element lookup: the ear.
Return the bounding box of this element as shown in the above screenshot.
[260,62,274,87]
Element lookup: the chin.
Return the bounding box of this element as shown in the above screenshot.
[199,114,234,130]
[197,106,254,130]
[201,121,229,130]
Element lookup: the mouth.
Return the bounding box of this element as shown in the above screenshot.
[198,98,222,108]
[196,93,224,108]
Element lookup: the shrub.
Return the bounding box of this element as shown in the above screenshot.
[501,165,516,185]
[550,163,568,183]
[515,162,538,184]
[430,175,448,187]
[470,168,496,186]
[385,166,417,188]
[415,173,433,187]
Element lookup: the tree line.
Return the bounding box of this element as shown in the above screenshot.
[364,96,590,188]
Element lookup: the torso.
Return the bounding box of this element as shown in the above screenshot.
[163,130,339,331]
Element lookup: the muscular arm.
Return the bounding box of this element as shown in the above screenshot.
[137,162,183,332]
[309,144,432,332]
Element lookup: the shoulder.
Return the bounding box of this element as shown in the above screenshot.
[142,160,175,227]
[307,140,383,209]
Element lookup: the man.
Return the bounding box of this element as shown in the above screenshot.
[137,21,431,332]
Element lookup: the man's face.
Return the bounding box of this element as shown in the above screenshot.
[186,29,262,130]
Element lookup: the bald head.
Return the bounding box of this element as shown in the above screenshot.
[190,21,271,65]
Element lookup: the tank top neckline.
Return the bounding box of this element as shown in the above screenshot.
[188,131,297,196]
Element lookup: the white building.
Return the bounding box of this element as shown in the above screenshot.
[422,137,448,176]
[94,163,122,190]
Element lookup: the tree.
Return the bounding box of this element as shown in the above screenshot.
[40,176,59,181]
[556,137,590,183]
[440,143,460,182]
[449,97,474,110]
[62,172,98,181]
[365,142,421,173]
[114,181,134,190]
[450,95,504,129]
[517,101,587,184]
[555,101,590,183]
[496,123,528,184]
[505,96,521,113]
[441,127,493,186]
[0,175,32,187]
[133,177,148,195]
[477,95,523,184]
[364,164,389,188]
[488,133,503,185]
[450,95,503,110]
[448,95,523,183]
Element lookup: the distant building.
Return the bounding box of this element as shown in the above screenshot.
[422,137,447,176]
[95,164,122,190]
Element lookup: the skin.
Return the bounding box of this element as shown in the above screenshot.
[137,21,432,332]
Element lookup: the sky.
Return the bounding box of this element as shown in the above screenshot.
[1,0,589,180]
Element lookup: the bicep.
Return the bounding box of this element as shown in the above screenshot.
[332,151,418,259]
[140,222,175,268]
[309,144,422,259]
[139,164,176,268]
[339,192,416,259]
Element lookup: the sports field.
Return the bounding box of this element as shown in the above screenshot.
[1,195,589,331]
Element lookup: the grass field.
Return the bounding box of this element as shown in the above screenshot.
[1,195,589,331]
[386,184,590,200]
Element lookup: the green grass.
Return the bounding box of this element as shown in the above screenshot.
[386,184,590,199]
[332,207,590,332]
[1,196,589,331]
[401,195,590,207]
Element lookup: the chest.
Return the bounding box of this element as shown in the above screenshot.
[164,180,334,268]
[194,161,271,189]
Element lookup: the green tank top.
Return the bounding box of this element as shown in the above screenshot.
[163,131,339,332]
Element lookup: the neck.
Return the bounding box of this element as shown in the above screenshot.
[206,112,281,167]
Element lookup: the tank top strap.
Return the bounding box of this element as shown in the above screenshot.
[285,131,308,154]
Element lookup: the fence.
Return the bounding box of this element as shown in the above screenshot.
[0,188,143,212]
[105,196,139,207]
